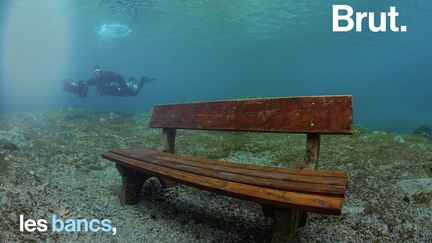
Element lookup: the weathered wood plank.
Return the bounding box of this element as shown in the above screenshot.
[150,96,353,134]
[106,151,346,196]
[111,149,348,178]
[110,150,348,187]
[102,152,345,215]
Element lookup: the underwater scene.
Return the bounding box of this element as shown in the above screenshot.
[0,0,431,242]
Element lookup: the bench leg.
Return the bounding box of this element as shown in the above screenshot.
[116,164,150,205]
[298,212,307,227]
[263,205,307,230]
[271,209,302,243]
[262,205,274,218]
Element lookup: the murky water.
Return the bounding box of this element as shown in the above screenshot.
[0,0,431,131]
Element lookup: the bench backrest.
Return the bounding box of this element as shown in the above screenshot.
[150,96,353,134]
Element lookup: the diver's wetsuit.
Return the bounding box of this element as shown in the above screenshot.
[85,70,131,96]
[63,70,150,97]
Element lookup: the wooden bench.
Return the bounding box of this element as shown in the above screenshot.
[102,95,352,242]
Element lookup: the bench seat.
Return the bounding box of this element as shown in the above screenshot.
[102,149,348,215]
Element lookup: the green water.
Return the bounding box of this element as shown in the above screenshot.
[0,0,431,131]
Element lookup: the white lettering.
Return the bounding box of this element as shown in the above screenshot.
[369,12,387,32]
[356,12,368,32]
[332,5,407,32]
[333,5,354,32]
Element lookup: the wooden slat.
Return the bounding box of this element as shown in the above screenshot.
[106,151,346,196]
[163,150,348,178]
[150,96,353,134]
[102,152,344,215]
[110,149,348,178]
[110,150,347,186]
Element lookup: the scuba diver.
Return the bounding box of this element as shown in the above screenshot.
[63,64,155,97]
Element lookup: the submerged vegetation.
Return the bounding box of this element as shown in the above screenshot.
[0,108,431,242]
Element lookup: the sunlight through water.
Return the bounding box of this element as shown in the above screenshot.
[0,0,72,110]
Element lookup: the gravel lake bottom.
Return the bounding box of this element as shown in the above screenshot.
[1,108,431,242]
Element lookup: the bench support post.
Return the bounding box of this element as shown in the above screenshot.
[303,133,320,169]
[298,133,321,227]
[159,128,177,188]
[116,164,150,205]
[261,205,273,218]
[160,128,176,153]
[271,208,302,243]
